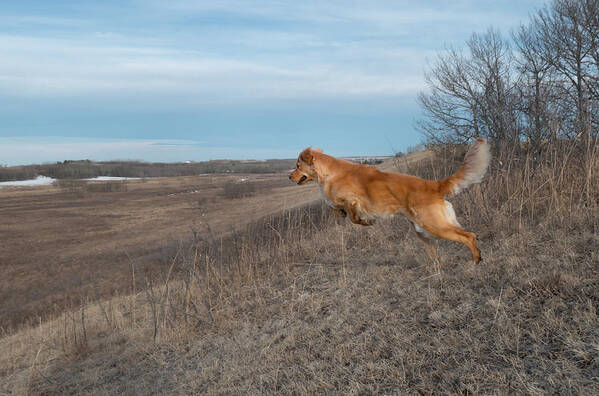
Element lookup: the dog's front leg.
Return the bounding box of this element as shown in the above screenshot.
[347,202,374,226]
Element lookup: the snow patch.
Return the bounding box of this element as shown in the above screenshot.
[0,175,56,187]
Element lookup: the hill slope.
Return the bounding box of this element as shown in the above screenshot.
[1,147,598,394]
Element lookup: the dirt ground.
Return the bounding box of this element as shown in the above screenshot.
[0,173,319,330]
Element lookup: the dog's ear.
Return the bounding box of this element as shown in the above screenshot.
[300,147,322,165]
[300,148,314,165]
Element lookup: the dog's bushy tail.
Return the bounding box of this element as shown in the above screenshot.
[438,138,490,196]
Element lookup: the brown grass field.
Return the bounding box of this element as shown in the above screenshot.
[1,146,598,394]
[0,173,318,331]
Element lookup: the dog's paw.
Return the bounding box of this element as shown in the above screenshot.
[333,208,347,218]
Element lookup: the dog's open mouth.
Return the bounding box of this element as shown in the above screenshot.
[297,175,307,185]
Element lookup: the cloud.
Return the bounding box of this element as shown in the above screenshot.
[0,0,540,104]
[149,141,204,146]
[159,0,537,30]
[0,0,545,121]
[0,14,88,28]
[0,34,425,101]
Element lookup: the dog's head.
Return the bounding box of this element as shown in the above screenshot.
[289,147,322,185]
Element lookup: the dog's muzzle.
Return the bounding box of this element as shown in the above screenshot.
[297,175,307,185]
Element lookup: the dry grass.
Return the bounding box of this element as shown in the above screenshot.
[0,172,317,331]
[1,143,598,394]
[220,180,258,199]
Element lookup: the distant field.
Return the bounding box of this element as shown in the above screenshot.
[0,156,394,183]
[0,172,319,330]
[0,159,297,182]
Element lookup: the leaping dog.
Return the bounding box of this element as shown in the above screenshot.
[289,139,490,264]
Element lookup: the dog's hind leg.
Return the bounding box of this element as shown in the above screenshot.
[438,226,481,264]
[416,201,482,264]
[411,221,439,263]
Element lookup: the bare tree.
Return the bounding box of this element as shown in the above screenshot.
[581,0,599,135]
[581,0,599,99]
[417,0,598,151]
[534,0,596,140]
[467,29,519,148]
[417,29,518,150]
[417,47,483,145]
[513,23,565,149]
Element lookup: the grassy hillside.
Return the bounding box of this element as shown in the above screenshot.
[1,143,598,394]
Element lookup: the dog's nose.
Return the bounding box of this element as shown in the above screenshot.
[288,174,292,180]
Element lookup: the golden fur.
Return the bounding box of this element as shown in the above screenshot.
[289,139,490,263]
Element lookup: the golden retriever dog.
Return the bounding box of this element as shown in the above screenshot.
[289,138,490,263]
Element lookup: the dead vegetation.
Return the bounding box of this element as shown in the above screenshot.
[54,179,129,197]
[1,141,597,394]
[220,180,258,199]
[0,172,317,332]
